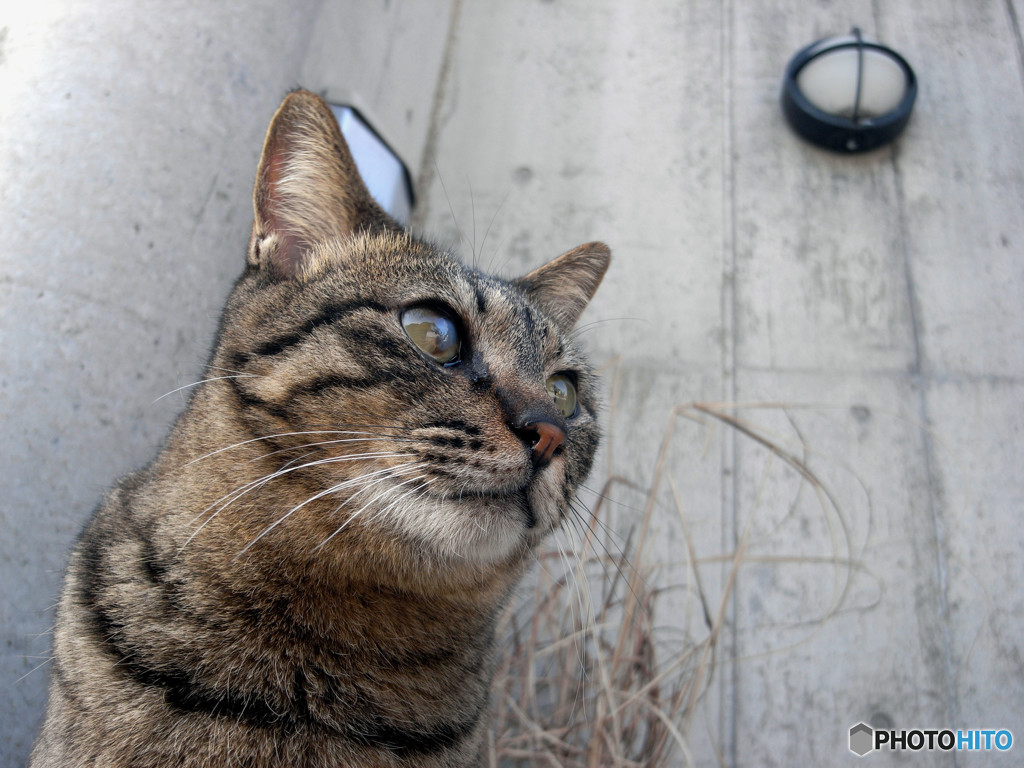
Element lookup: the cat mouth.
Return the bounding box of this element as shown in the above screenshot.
[468,487,536,528]
[462,485,527,500]
[420,482,536,527]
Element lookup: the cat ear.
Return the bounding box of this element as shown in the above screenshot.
[248,90,396,279]
[515,242,611,330]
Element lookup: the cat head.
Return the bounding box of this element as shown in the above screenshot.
[211,91,609,568]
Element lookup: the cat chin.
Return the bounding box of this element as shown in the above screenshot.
[375,481,565,566]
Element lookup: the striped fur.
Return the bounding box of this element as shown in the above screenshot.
[31,91,610,767]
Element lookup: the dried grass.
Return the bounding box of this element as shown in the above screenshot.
[488,398,856,767]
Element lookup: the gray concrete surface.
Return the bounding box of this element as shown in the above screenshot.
[3,1,1022,766]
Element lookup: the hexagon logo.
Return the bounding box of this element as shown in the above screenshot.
[849,722,874,756]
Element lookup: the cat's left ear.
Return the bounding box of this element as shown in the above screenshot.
[515,242,611,330]
[248,90,397,279]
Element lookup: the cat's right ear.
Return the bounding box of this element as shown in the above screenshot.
[248,90,396,279]
[515,242,611,331]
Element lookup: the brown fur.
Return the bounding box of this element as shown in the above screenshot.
[31,90,610,767]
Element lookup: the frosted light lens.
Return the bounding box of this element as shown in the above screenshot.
[797,48,907,119]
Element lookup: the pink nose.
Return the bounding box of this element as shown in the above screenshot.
[517,421,565,467]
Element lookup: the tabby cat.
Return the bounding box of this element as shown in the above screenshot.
[30,90,610,767]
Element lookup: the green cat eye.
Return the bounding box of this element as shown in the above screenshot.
[546,374,577,419]
[401,305,461,364]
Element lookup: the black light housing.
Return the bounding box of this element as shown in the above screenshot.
[781,27,917,153]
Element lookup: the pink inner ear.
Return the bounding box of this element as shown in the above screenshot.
[259,145,304,279]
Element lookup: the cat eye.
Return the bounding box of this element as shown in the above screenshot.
[545,374,577,419]
[401,305,461,364]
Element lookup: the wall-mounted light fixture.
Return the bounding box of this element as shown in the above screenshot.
[329,104,414,224]
[781,27,917,153]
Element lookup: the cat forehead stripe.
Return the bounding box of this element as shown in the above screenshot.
[249,299,389,359]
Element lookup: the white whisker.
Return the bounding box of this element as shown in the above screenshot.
[152,374,258,404]
[249,436,413,464]
[359,474,431,528]
[313,471,431,552]
[198,452,415,523]
[185,430,409,466]
[311,488,394,552]
[179,455,416,552]
[235,462,426,558]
